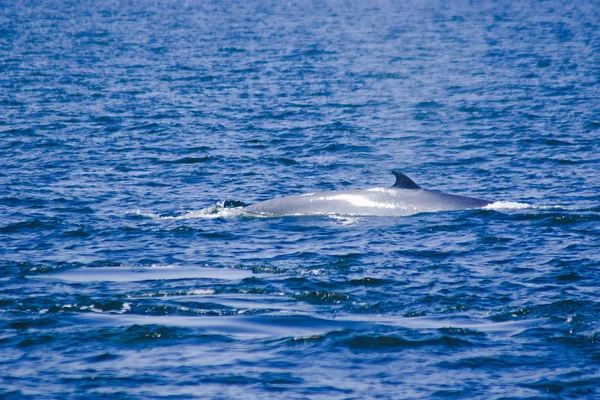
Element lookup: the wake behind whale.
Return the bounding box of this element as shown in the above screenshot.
[245,171,493,217]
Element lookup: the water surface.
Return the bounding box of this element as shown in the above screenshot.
[1,0,600,398]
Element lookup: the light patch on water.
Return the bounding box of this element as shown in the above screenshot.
[31,266,253,283]
[174,294,306,313]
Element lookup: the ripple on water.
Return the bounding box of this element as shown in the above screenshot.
[2,0,600,398]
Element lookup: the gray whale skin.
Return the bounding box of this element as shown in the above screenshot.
[245,171,492,217]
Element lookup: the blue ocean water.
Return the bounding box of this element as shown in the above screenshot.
[1,0,600,398]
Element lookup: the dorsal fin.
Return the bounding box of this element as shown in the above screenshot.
[391,171,421,189]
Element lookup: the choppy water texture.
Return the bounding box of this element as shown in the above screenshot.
[2,0,600,398]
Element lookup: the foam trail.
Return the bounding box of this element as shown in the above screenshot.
[165,207,246,220]
[126,202,247,220]
[484,201,533,210]
[484,202,577,211]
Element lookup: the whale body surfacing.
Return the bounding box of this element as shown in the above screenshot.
[244,171,492,217]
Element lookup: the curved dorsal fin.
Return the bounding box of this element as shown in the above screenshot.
[391,171,421,189]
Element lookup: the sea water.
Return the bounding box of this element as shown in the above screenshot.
[1,0,600,398]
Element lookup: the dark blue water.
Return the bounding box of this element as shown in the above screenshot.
[2,0,600,398]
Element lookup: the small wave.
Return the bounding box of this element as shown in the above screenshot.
[327,215,361,225]
[338,334,473,350]
[338,314,547,338]
[75,313,358,339]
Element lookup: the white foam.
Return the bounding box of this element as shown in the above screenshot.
[126,203,246,220]
[164,207,246,220]
[484,201,533,210]
[125,209,162,219]
[484,202,573,211]
[187,289,216,296]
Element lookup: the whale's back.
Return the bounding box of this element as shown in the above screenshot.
[245,186,491,217]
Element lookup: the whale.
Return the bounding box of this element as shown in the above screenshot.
[244,171,493,217]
